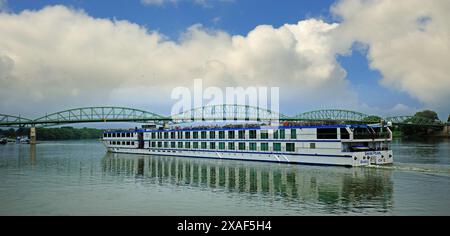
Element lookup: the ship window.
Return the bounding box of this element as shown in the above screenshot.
[178,132,182,139]
[185,132,191,139]
[178,142,183,148]
[238,130,245,139]
[273,130,279,139]
[310,143,316,149]
[171,142,176,148]
[171,132,176,139]
[193,142,199,149]
[201,131,207,139]
[219,142,225,150]
[209,131,216,139]
[290,129,297,139]
[126,141,130,145]
[164,132,169,139]
[185,142,191,149]
[238,142,246,150]
[317,128,338,139]
[112,141,115,145]
[157,132,162,139]
[228,142,235,150]
[219,131,225,139]
[210,142,216,149]
[261,143,269,151]
[249,143,257,151]
[122,141,126,145]
[112,133,116,138]
[151,142,156,147]
[340,128,350,139]
[280,130,285,139]
[126,133,130,138]
[103,133,107,137]
[228,131,235,139]
[249,130,257,139]
[286,143,295,152]
[157,142,162,148]
[131,142,134,146]
[151,133,156,139]
[201,142,207,149]
[273,143,281,151]
[193,132,198,139]
[164,142,168,148]
[260,130,268,139]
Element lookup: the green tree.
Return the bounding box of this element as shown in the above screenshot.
[414,110,439,120]
[362,116,382,123]
[35,127,104,140]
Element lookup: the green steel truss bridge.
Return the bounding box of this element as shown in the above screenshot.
[0,104,445,128]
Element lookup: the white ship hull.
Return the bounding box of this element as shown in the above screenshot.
[105,145,393,167]
[102,124,394,167]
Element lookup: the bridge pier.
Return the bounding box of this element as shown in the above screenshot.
[441,124,450,138]
[30,126,36,144]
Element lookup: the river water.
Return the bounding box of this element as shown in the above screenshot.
[0,139,449,215]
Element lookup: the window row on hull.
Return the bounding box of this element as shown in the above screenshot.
[104,128,349,140]
[145,141,319,152]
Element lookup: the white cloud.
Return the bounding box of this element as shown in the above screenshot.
[140,0,176,6]
[1,1,449,119]
[0,5,356,117]
[140,0,232,7]
[332,0,450,116]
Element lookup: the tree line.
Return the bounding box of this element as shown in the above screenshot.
[0,127,104,140]
[362,110,444,137]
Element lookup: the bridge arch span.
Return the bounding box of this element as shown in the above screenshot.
[0,114,33,127]
[293,109,370,122]
[171,104,288,122]
[33,107,169,126]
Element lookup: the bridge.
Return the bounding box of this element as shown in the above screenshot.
[1,104,446,143]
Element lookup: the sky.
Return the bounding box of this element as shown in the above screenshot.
[0,0,449,121]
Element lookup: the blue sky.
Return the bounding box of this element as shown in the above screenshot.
[2,0,447,120]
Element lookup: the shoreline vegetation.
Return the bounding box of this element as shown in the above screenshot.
[0,127,103,141]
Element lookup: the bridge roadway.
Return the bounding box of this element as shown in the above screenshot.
[0,105,446,143]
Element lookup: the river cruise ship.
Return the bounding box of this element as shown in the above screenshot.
[101,123,393,167]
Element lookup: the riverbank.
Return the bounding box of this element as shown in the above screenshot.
[0,127,104,141]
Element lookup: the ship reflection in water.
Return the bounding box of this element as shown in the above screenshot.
[101,153,394,214]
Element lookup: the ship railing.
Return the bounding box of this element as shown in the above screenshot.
[353,133,391,140]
